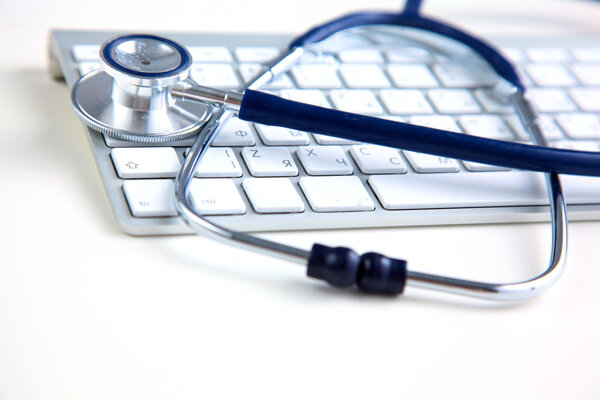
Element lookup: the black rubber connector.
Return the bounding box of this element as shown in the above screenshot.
[306,244,407,295]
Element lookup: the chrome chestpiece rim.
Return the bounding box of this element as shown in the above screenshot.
[71,34,210,142]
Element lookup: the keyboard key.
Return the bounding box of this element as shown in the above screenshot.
[234,46,280,63]
[500,47,526,63]
[299,176,374,212]
[369,171,548,210]
[188,179,246,215]
[555,113,600,139]
[475,89,515,113]
[551,140,600,151]
[526,47,571,62]
[188,46,232,63]
[329,89,384,115]
[379,89,433,114]
[524,63,576,86]
[570,63,600,86]
[78,61,100,76]
[297,146,353,175]
[408,115,461,132]
[122,179,178,217]
[385,47,432,63]
[291,64,342,89]
[211,118,256,147]
[238,63,294,88]
[432,63,494,87]
[528,88,576,112]
[505,115,564,141]
[255,124,310,145]
[194,148,242,177]
[339,64,391,88]
[403,151,460,173]
[111,147,180,178]
[461,161,509,172]
[573,48,600,62]
[350,145,407,174]
[387,63,438,88]
[313,134,359,145]
[242,178,304,213]
[241,147,298,176]
[428,89,481,114]
[338,48,383,63]
[190,63,239,88]
[569,88,600,111]
[72,44,100,61]
[459,115,515,140]
[279,89,331,107]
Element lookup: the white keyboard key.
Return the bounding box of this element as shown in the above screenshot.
[369,171,547,210]
[242,178,304,213]
[526,47,571,62]
[188,46,232,62]
[500,47,526,63]
[408,115,461,132]
[194,148,242,177]
[313,134,359,145]
[338,48,383,63]
[570,63,600,86]
[279,89,331,108]
[339,64,390,88]
[291,64,342,89]
[255,124,309,145]
[524,63,576,86]
[555,113,600,139]
[573,48,600,62]
[403,151,460,173]
[350,145,407,174]
[528,88,576,112]
[78,61,101,76]
[234,46,279,63]
[432,63,494,87]
[428,89,481,114]
[505,115,564,141]
[461,161,509,172]
[475,89,515,113]
[299,176,374,212]
[72,44,100,61]
[190,64,239,88]
[241,147,298,176]
[188,179,246,215]
[459,115,515,140]
[379,89,433,114]
[111,147,180,178]
[551,140,600,151]
[238,63,294,88]
[297,146,353,175]
[385,47,432,63]
[329,89,384,115]
[387,63,438,88]
[569,88,600,112]
[122,179,178,217]
[211,118,256,146]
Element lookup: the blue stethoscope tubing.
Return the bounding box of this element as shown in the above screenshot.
[171,0,568,301]
[235,1,599,177]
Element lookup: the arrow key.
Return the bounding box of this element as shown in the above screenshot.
[111,147,181,178]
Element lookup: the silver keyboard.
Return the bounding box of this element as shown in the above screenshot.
[48,30,600,235]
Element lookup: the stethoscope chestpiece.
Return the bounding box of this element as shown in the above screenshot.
[71,34,210,142]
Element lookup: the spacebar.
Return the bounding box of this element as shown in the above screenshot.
[368,171,593,210]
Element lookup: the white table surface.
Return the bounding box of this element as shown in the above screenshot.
[1,0,600,398]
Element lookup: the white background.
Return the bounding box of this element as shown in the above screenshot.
[1,0,600,398]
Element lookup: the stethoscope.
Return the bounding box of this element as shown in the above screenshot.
[71,0,599,301]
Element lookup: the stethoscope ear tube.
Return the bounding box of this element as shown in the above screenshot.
[239,89,600,177]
